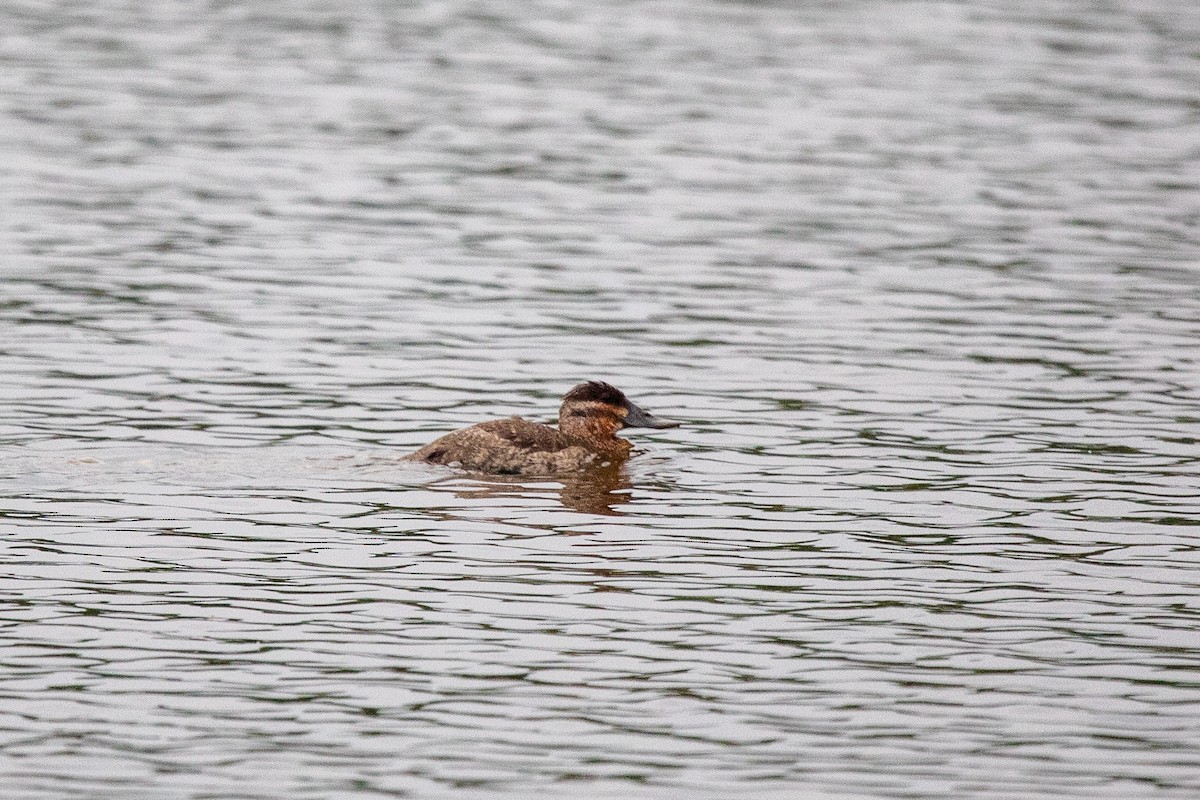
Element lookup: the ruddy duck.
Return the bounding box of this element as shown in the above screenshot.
[404,381,680,475]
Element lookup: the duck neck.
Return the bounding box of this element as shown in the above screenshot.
[559,405,626,447]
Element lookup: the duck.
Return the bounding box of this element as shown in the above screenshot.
[403,381,680,475]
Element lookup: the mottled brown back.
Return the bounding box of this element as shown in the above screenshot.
[404,417,630,475]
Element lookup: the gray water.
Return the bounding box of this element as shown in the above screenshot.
[3,1,1200,798]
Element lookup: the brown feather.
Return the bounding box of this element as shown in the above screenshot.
[404,417,629,475]
[404,381,673,476]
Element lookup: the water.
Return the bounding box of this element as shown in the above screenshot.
[3,1,1200,798]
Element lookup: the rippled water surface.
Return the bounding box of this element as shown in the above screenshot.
[3,1,1200,798]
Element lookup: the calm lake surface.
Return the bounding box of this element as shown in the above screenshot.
[3,1,1199,798]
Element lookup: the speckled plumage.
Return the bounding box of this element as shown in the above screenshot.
[404,381,679,476]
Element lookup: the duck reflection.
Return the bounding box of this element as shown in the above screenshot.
[428,463,632,515]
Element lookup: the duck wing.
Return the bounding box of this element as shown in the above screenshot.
[406,417,589,474]
[473,418,576,453]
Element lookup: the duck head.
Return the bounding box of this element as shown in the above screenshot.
[558,381,680,439]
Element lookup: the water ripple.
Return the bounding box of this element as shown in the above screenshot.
[4,0,1200,798]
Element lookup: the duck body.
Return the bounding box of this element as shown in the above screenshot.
[404,381,679,476]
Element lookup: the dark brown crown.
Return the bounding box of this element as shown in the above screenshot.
[562,381,628,408]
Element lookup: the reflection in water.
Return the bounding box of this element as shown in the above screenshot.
[423,465,633,516]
